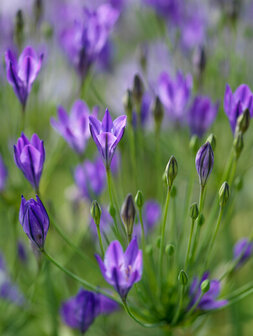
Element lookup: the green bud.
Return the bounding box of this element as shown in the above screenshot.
[233,132,244,158]
[190,203,199,220]
[201,279,210,293]
[219,182,230,207]
[132,74,144,106]
[236,108,250,135]
[234,176,243,191]
[153,96,164,132]
[189,135,199,155]
[90,200,101,227]
[156,236,161,248]
[121,194,136,241]
[165,156,178,190]
[197,214,205,227]
[135,190,144,208]
[145,245,153,256]
[206,134,216,151]
[108,204,116,218]
[123,89,133,121]
[178,270,188,286]
[165,244,175,256]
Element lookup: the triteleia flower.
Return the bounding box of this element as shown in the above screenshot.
[5,46,43,109]
[188,273,227,311]
[0,155,8,192]
[188,96,219,138]
[61,288,118,334]
[19,195,49,250]
[89,109,127,169]
[158,71,192,122]
[51,100,95,154]
[195,142,214,187]
[233,238,253,268]
[14,133,45,191]
[224,84,253,133]
[96,237,143,299]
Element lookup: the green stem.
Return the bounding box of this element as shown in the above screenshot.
[96,226,104,258]
[185,292,204,319]
[184,219,195,270]
[172,285,184,325]
[106,168,120,237]
[138,206,145,247]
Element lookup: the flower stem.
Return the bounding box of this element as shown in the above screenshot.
[138,206,145,248]
[172,284,185,325]
[106,167,120,237]
[184,218,195,270]
[96,226,104,258]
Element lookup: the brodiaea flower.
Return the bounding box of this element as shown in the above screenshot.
[5,46,43,109]
[233,238,253,268]
[89,109,127,169]
[224,84,253,133]
[19,195,49,250]
[14,133,45,191]
[0,155,8,192]
[51,100,95,154]
[195,142,214,187]
[96,237,142,299]
[188,96,219,138]
[61,288,118,334]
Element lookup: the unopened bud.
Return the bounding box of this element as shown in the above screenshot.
[206,133,216,151]
[195,142,214,187]
[153,96,164,132]
[165,243,175,256]
[108,204,116,219]
[90,200,101,227]
[219,182,229,207]
[165,156,178,190]
[170,185,177,198]
[132,74,144,106]
[178,270,188,286]
[121,194,136,241]
[233,132,244,158]
[201,279,210,293]
[135,190,144,208]
[190,203,199,220]
[236,108,250,135]
[189,135,199,155]
[197,214,205,227]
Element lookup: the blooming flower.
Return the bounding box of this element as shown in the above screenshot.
[158,71,192,122]
[188,96,219,138]
[0,155,7,192]
[19,195,49,250]
[224,84,253,133]
[14,133,45,191]
[233,238,253,268]
[195,142,214,187]
[51,100,95,154]
[188,273,227,310]
[89,108,127,169]
[61,288,118,334]
[96,237,143,299]
[5,46,43,109]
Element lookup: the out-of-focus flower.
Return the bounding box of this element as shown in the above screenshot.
[5,46,43,109]
[224,84,253,133]
[19,195,49,250]
[188,96,219,138]
[96,237,142,299]
[61,288,118,334]
[60,4,119,79]
[51,100,95,154]
[143,0,182,23]
[195,142,214,187]
[233,238,253,268]
[89,109,127,169]
[158,71,192,122]
[0,155,7,192]
[14,133,45,191]
[188,272,227,310]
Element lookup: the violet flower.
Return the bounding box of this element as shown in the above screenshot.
[188,273,227,311]
[224,84,253,133]
[0,155,7,192]
[14,133,45,191]
[89,109,127,169]
[96,237,143,299]
[61,288,118,334]
[188,96,219,138]
[158,71,192,122]
[19,195,49,250]
[233,238,253,268]
[51,100,95,154]
[5,46,43,110]
[195,142,214,187]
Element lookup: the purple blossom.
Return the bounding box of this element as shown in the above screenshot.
[143,0,182,23]
[233,238,253,268]
[224,84,253,133]
[14,133,45,191]
[89,109,127,169]
[5,46,43,109]
[188,96,219,138]
[188,273,227,311]
[158,71,192,122]
[51,100,96,154]
[19,195,49,250]
[195,142,214,187]
[0,155,7,192]
[61,288,118,334]
[96,237,143,299]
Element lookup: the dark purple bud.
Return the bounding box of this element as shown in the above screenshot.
[19,195,49,250]
[121,194,136,242]
[153,96,164,133]
[195,142,214,187]
[132,74,144,107]
[165,156,178,190]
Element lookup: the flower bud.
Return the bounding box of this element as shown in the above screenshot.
[165,243,175,256]
[206,134,216,151]
[132,74,144,106]
[153,96,164,132]
[178,270,188,286]
[135,190,144,208]
[195,142,214,187]
[189,135,199,155]
[197,214,205,227]
[123,89,133,121]
[201,279,210,293]
[90,200,101,227]
[233,132,244,158]
[190,203,199,220]
[165,156,178,190]
[121,194,136,241]
[236,108,250,135]
[108,204,116,218]
[219,182,229,207]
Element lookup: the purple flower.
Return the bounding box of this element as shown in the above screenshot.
[89,109,127,169]
[14,133,45,191]
[233,238,253,268]
[195,142,214,187]
[60,4,119,79]
[5,46,43,109]
[188,96,219,138]
[189,273,227,311]
[158,71,192,122]
[61,288,118,334]
[96,238,143,299]
[51,100,95,154]
[224,84,253,133]
[19,195,49,250]
[0,155,7,192]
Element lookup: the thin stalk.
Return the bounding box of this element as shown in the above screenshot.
[96,226,104,258]
[172,285,184,325]
[185,292,204,319]
[184,218,195,270]
[106,168,120,237]
[138,206,145,248]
